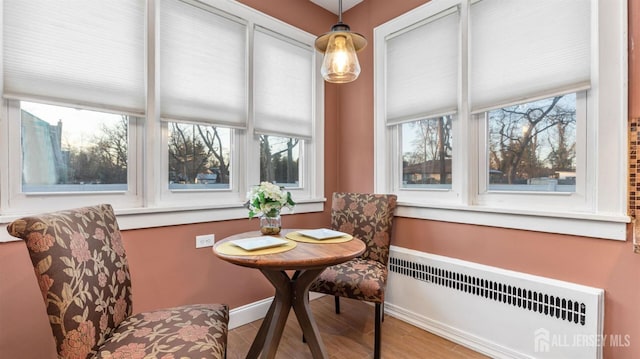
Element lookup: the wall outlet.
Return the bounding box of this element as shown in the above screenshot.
[196,234,215,248]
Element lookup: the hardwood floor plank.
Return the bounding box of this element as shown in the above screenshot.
[227,295,489,358]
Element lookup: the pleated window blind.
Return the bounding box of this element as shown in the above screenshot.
[160,0,247,128]
[470,0,591,112]
[385,7,459,126]
[3,0,146,114]
[253,27,314,140]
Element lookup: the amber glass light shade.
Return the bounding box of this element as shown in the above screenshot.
[320,33,361,83]
[315,9,367,85]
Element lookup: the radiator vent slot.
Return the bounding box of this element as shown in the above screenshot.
[389,256,586,326]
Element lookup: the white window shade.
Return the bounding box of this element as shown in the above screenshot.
[470,0,591,113]
[254,28,314,139]
[160,0,247,128]
[385,8,459,126]
[3,0,145,114]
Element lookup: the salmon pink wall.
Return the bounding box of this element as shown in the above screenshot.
[338,1,640,358]
[0,1,335,358]
[1,0,638,358]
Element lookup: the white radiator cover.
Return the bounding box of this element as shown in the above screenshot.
[385,246,605,358]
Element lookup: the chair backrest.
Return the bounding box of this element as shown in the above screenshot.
[330,192,397,265]
[7,204,133,358]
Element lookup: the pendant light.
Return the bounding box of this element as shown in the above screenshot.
[314,0,367,83]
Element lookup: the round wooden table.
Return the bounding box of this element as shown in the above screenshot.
[213,229,366,359]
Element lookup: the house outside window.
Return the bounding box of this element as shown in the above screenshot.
[401,115,453,190]
[19,102,133,194]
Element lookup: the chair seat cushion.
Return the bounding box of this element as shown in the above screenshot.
[310,258,388,303]
[96,303,229,359]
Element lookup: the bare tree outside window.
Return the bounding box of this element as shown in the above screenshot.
[79,116,128,185]
[167,122,231,190]
[487,94,577,192]
[401,116,453,189]
[260,135,300,187]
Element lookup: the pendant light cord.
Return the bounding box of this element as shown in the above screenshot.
[338,0,343,23]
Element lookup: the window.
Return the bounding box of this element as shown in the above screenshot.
[167,122,231,190]
[2,0,144,212]
[252,26,317,198]
[0,0,324,229]
[401,116,453,190]
[158,0,244,204]
[4,99,142,212]
[260,135,301,188]
[484,94,577,193]
[374,0,628,240]
[20,101,132,193]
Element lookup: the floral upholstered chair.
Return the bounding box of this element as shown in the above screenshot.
[7,204,229,359]
[309,192,397,359]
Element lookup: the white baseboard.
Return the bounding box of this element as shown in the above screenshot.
[228,292,325,330]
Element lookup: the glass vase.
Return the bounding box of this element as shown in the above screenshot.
[260,212,281,235]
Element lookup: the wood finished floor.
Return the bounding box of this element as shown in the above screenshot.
[227,295,489,359]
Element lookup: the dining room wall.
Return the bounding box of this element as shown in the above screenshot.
[336,0,640,358]
[1,1,638,358]
[0,1,337,358]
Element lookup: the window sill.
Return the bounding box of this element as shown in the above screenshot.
[0,199,326,243]
[396,201,630,241]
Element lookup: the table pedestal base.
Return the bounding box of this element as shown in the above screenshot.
[246,268,327,359]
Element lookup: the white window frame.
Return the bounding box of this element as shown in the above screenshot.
[374,0,629,240]
[152,0,324,214]
[0,0,325,239]
[1,100,144,213]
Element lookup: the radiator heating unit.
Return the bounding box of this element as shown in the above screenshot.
[385,246,604,358]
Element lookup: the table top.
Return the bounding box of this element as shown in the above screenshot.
[213,229,365,271]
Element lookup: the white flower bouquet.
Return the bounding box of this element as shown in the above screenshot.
[246,181,295,219]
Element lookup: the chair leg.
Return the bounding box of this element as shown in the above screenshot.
[374,302,382,359]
